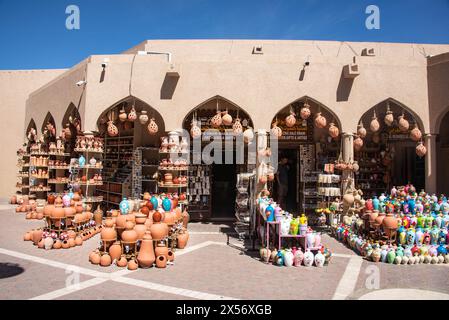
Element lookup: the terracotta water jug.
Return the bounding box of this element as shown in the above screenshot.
[117,256,128,267]
[155,255,167,268]
[177,229,189,249]
[155,241,169,259]
[94,205,103,225]
[137,232,155,268]
[100,253,112,267]
[150,211,169,240]
[32,229,43,245]
[90,252,101,265]
[127,259,139,270]
[101,218,117,241]
[121,221,138,243]
[109,241,122,261]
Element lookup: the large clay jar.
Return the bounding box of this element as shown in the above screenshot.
[115,214,127,230]
[43,204,54,217]
[374,212,386,227]
[94,205,103,225]
[150,211,169,240]
[137,232,156,268]
[100,253,112,267]
[155,255,167,268]
[382,212,398,236]
[117,256,128,268]
[155,241,169,259]
[182,210,190,228]
[163,210,176,225]
[52,203,65,219]
[177,229,189,249]
[134,214,147,240]
[101,218,117,241]
[121,221,138,243]
[109,241,122,261]
[32,229,43,245]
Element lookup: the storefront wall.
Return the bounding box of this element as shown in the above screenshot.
[8,40,449,198]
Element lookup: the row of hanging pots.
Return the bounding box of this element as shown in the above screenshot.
[106,108,158,137]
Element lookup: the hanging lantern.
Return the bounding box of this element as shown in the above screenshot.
[107,121,118,137]
[328,123,339,139]
[270,120,282,138]
[243,127,254,144]
[416,142,427,157]
[285,106,296,127]
[410,125,422,142]
[222,110,233,126]
[370,110,380,132]
[232,118,243,135]
[139,111,149,125]
[190,120,201,139]
[314,112,327,129]
[354,136,364,151]
[147,118,158,135]
[300,102,311,120]
[357,120,367,138]
[119,108,127,122]
[398,113,410,132]
[128,105,137,122]
[210,111,222,128]
[384,103,394,126]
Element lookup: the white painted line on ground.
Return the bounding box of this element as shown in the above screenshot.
[189,231,224,235]
[174,241,216,256]
[111,276,239,300]
[332,256,363,300]
[332,253,355,258]
[29,278,108,300]
[358,288,449,300]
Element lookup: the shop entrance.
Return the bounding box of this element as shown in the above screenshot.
[273,148,298,212]
[212,164,237,218]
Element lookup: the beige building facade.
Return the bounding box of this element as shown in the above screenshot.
[1,40,449,199]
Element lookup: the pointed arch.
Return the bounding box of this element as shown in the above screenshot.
[41,112,56,134]
[62,102,82,132]
[26,118,37,136]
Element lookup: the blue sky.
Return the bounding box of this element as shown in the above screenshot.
[0,0,448,69]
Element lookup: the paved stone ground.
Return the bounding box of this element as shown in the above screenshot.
[0,203,448,300]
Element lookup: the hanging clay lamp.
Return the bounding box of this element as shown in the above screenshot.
[416,142,427,157]
[137,231,155,268]
[300,102,311,120]
[328,123,339,139]
[357,120,367,138]
[370,110,380,132]
[410,125,422,142]
[270,120,282,138]
[222,110,233,125]
[139,110,148,124]
[384,103,394,126]
[398,113,410,132]
[119,108,127,122]
[210,111,222,128]
[285,106,296,128]
[233,118,243,135]
[190,118,201,139]
[354,136,364,151]
[147,118,158,135]
[243,127,254,144]
[314,112,327,129]
[107,120,118,137]
[128,105,137,122]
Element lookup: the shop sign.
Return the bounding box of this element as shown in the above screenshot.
[277,118,312,142]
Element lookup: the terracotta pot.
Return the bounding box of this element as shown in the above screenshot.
[23,232,32,241]
[38,239,44,249]
[43,204,55,217]
[382,213,398,236]
[115,214,127,229]
[155,242,169,259]
[177,230,189,249]
[90,252,101,265]
[328,123,339,138]
[353,136,364,151]
[398,114,409,132]
[121,221,138,242]
[32,229,43,245]
[53,240,62,249]
[222,111,233,125]
[94,205,103,225]
[100,253,112,267]
[137,232,155,268]
[314,112,327,129]
[150,212,169,240]
[10,195,17,205]
[190,123,201,139]
[117,256,128,268]
[410,126,422,142]
[127,259,139,270]
[134,220,147,240]
[140,206,150,216]
[155,255,167,268]
[135,213,147,225]
[384,107,394,126]
[285,112,296,128]
[147,118,158,135]
[68,238,76,247]
[370,111,380,132]
[75,236,83,246]
[62,240,70,249]
[47,194,56,205]
[109,241,122,261]
[270,122,282,138]
[416,142,427,157]
[300,104,311,120]
[167,250,175,262]
[182,210,190,228]
[163,210,176,225]
[374,212,386,227]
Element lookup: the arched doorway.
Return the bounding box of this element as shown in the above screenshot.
[25,118,38,148]
[41,112,56,146]
[437,110,449,195]
[355,99,425,197]
[270,96,342,218]
[182,95,254,220]
[95,96,165,209]
[62,103,82,155]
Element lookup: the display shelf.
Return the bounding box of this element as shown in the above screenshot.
[74,148,104,154]
[48,166,71,170]
[158,167,188,171]
[158,183,188,188]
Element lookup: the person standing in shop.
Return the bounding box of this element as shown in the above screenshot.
[276,157,289,210]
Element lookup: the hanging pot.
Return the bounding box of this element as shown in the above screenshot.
[147,118,158,135]
[384,104,394,126]
[357,121,367,138]
[410,125,422,142]
[119,108,127,122]
[107,121,119,137]
[353,136,364,151]
[232,118,243,135]
[416,142,427,157]
[328,123,339,139]
[270,121,282,138]
[222,110,233,125]
[314,112,327,129]
[128,106,137,121]
[285,109,296,128]
[398,114,410,132]
[243,127,254,144]
[139,110,149,124]
[370,110,380,132]
[190,121,201,139]
[210,111,222,128]
[300,103,311,120]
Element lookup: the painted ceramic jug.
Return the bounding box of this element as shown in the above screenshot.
[293,248,304,266]
[119,197,130,214]
[283,249,294,267]
[314,251,325,267]
[303,249,314,267]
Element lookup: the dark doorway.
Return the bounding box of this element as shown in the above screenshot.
[212,164,237,218]
[273,148,298,212]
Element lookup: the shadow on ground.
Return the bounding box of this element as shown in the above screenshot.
[0,262,24,279]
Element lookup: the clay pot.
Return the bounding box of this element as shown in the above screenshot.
[109,241,122,261]
[300,103,311,120]
[53,240,62,249]
[416,142,427,157]
[115,214,127,229]
[127,259,139,270]
[285,112,296,128]
[384,106,394,126]
[328,123,339,138]
[43,204,54,217]
[94,205,103,225]
[314,112,327,129]
[155,255,167,268]
[101,218,117,242]
[398,114,410,132]
[134,219,147,241]
[100,253,112,267]
[107,121,119,136]
[128,106,137,121]
[370,111,380,132]
[190,123,201,139]
[147,118,158,135]
[222,111,233,125]
[233,118,243,135]
[10,195,17,205]
[32,229,43,245]
[121,221,138,243]
[140,206,150,217]
[374,212,386,227]
[75,236,83,246]
[270,122,282,138]
[410,126,422,142]
[137,232,155,268]
[343,193,355,207]
[117,256,128,267]
[68,238,75,247]
[62,240,70,249]
[353,136,364,151]
[38,239,44,249]
[47,194,56,205]
[163,210,176,225]
[90,251,101,264]
[167,250,175,262]
[23,232,32,241]
[182,210,190,228]
[155,242,169,259]
[210,111,222,127]
[177,230,189,249]
[382,213,398,236]
[150,212,169,240]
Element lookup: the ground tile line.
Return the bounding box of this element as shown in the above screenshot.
[111,276,239,300]
[29,278,108,300]
[332,256,363,300]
